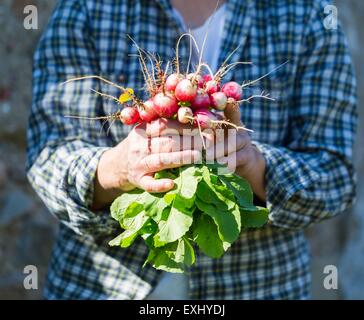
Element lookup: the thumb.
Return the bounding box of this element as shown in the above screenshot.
[224,101,243,126]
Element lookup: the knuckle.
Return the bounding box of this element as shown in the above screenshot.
[151,155,163,169]
[144,185,154,193]
[159,153,171,165]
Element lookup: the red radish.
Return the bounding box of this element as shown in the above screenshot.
[174,79,197,102]
[205,80,220,94]
[187,73,204,88]
[165,73,184,92]
[139,99,159,122]
[191,88,211,109]
[222,81,243,100]
[193,108,217,129]
[210,92,227,111]
[177,106,193,124]
[202,74,213,84]
[153,92,179,118]
[120,107,140,125]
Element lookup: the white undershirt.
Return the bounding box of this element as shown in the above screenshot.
[147,5,226,301]
[174,4,226,73]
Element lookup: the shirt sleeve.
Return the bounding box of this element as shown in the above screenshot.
[26,0,118,238]
[253,2,358,230]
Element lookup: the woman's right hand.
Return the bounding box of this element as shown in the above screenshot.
[92,118,207,210]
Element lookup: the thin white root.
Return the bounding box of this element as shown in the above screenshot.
[106,118,116,136]
[186,29,193,75]
[218,44,241,70]
[64,115,113,121]
[175,33,200,75]
[241,60,289,88]
[212,120,254,133]
[61,75,130,94]
[143,49,157,80]
[127,35,155,93]
[199,63,214,78]
[90,89,121,104]
[216,61,253,79]
[236,91,275,103]
[164,60,170,77]
[196,118,207,150]
[185,115,207,149]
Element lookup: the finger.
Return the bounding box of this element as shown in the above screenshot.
[146,118,215,149]
[139,175,174,193]
[206,131,250,160]
[150,136,183,153]
[224,102,243,126]
[146,118,196,137]
[150,135,209,153]
[216,152,238,174]
[217,147,253,172]
[142,150,202,172]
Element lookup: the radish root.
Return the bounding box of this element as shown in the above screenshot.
[236,91,275,104]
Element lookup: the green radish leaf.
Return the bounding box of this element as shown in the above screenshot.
[109,213,149,247]
[140,220,158,238]
[155,170,177,180]
[146,246,185,273]
[165,238,195,266]
[108,229,138,248]
[110,163,269,273]
[154,195,194,246]
[164,166,200,206]
[196,180,224,206]
[179,166,201,199]
[200,169,236,210]
[121,203,144,229]
[195,198,240,243]
[110,189,144,221]
[241,206,269,228]
[219,174,255,209]
[178,101,191,107]
[193,213,226,258]
[142,193,168,219]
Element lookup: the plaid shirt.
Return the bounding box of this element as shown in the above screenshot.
[27,0,357,299]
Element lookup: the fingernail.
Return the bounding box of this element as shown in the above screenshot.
[164,181,173,189]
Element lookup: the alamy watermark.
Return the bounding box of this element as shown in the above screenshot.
[23,265,38,290]
[323,265,338,290]
[24,5,38,30]
[323,5,338,30]
[0,3,38,29]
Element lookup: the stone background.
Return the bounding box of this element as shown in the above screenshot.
[0,0,363,300]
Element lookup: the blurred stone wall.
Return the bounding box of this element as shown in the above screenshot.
[0,0,58,299]
[0,0,363,300]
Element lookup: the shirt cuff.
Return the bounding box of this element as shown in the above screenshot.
[61,146,119,237]
[252,141,319,229]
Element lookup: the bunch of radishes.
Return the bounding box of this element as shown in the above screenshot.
[119,72,245,131]
[63,33,282,132]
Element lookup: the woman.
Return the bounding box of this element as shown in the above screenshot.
[27,0,357,299]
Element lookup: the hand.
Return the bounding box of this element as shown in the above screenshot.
[92,118,209,210]
[206,105,267,201]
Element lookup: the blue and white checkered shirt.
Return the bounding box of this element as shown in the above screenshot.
[27,0,357,299]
